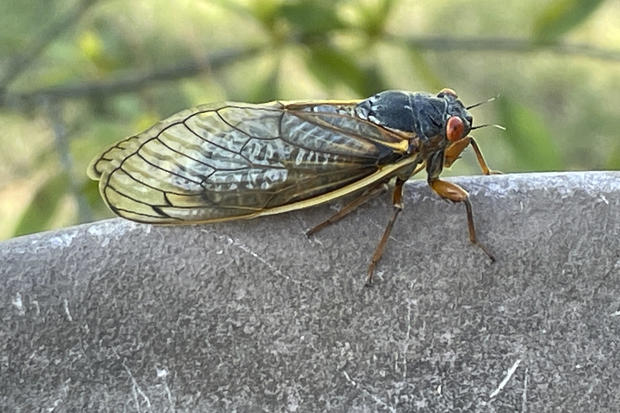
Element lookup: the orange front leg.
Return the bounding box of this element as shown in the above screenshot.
[443,137,471,168]
[444,136,501,175]
[429,178,495,262]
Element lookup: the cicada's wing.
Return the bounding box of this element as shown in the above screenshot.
[88,101,418,224]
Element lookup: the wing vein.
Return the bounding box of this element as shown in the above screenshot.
[119,166,202,197]
[183,118,255,165]
[154,136,217,169]
[135,151,203,185]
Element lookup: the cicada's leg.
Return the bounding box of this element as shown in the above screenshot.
[444,136,501,175]
[427,150,495,262]
[306,181,389,236]
[365,177,406,286]
[428,179,495,262]
[443,137,469,168]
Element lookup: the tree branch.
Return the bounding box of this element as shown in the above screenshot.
[0,46,264,108]
[2,35,618,109]
[0,0,99,89]
[384,34,620,61]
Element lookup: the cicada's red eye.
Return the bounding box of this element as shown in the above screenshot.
[446,116,465,142]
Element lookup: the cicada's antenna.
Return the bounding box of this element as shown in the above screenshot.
[470,123,506,131]
[466,95,500,110]
[467,94,505,131]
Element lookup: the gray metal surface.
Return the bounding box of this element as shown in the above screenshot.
[1,171,619,412]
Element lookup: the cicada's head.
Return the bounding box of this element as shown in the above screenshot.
[436,88,473,144]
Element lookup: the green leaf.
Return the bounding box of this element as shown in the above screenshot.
[407,50,444,91]
[280,1,344,36]
[245,0,283,31]
[356,0,397,38]
[13,172,69,237]
[248,60,280,102]
[533,0,605,41]
[361,64,388,96]
[497,97,563,171]
[305,45,378,96]
[80,177,111,219]
[0,0,66,55]
[606,142,620,170]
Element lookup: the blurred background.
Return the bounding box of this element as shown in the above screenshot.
[0,0,618,240]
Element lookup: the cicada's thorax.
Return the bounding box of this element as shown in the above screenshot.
[354,90,474,158]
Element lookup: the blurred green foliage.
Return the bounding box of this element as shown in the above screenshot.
[0,0,618,239]
[533,0,606,41]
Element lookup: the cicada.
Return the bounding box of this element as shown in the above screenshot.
[88,88,498,284]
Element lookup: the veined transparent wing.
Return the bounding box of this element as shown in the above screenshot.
[88,100,419,224]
